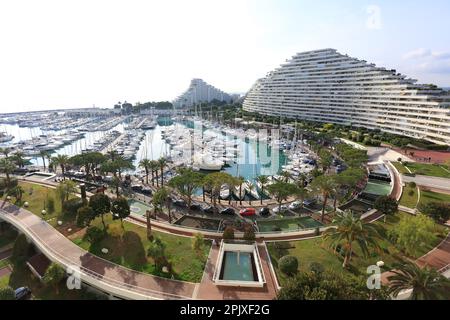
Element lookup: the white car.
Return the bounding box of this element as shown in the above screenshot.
[289,201,302,210]
[272,205,288,214]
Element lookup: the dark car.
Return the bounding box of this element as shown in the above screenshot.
[259,207,271,217]
[141,187,152,196]
[131,184,143,192]
[14,287,31,300]
[201,205,215,214]
[189,203,202,211]
[220,208,235,215]
[173,199,187,207]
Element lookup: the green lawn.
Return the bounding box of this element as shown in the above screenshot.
[399,185,419,208]
[392,162,410,174]
[72,215,211,283]
[419,190,450,206]
[407,163,449,178]
[2,262,101,300]
[9,182,211,283]
[268,212,447,286]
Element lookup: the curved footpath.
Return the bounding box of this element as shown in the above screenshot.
[0,201,198,300]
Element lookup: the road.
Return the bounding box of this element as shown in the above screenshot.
[402,175,450,192]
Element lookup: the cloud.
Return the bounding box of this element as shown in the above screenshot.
[403,48,432,60]
[403,48,450,75]
[366,5,382,30]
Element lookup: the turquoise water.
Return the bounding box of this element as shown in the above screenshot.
[222,251,255,281]
[2,118,286,182]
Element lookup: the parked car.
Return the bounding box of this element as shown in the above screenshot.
[259,207,271,217]
[289,201,302,210]
[189,203,202,211]
[239,208,256,217]
[272,205,288,214]
[201,205,215,214]
[131,184,143,192]
[173,199,186,207]
[303,199,317,207]
[141,187,152,196]
[220,207,235,215]
[14,287,31,300]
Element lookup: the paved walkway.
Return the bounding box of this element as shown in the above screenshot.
[0,202,197,300]
[195,243,278,300]
[402,175,450,192]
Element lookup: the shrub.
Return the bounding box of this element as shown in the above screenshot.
[309,262,325,274]
[85,226,104,244]
[222,227,235,240]
[408,182,417,189]
[420,202,450,223]
[279,255,299,276]
[76,206,95,228]
[11,234,30,265]
[62,198,84,218]
[47,197,55,214]
[408,190,415,197]
[0,287,15,300]
[243,225,256,241]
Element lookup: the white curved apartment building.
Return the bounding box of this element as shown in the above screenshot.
[243,49,450,145]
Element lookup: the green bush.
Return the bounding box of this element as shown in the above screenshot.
[408,190,415,197]
[0,287,15,300]
[76,206,95,228]
[222,227,235,240]
[85,226,104,244]
[62,198,84,218]
[408,182,417,188]
[47,197,55,214]
[309,262,325,274]
[243,225,256,241]
[11,234,30,265]
[279,255,299,276]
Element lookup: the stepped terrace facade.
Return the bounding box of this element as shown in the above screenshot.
[243,49,450,145]
[173,78,233,109]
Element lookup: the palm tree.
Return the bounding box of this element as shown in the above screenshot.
[236,176,245,206]
[247,182,256,206]
[107,150,119,161]
[0,147,11,159]
[310,175,337,222]
[0,158,16,187]
[280,171,292,183]
[323,211,381,268]
[139,159,152,185]
[39,150,51,172]
[256,175,268,205]
[157,157,168,187]
[150,160,159,187]
[53,154,70,179]
[388,262,450,300]
[12,152,29,168]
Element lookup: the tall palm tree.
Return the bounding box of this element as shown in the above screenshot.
[150,160,159,187]
[388,262,450,300]
[280,171,292,183]
[323,211,381,268]
[53,154,70,179]
[256,175,268,205]
[0,147,11,159]
[39,150,51,172]
[0,158,16,187]
[310,175,337,222]
[236,176,245,206]
[157,157,168,187]
[12,152,29,168]
[139,159,152,185]
[107,150,119,161]
[247,182,256,206]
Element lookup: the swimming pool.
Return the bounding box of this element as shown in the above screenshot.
[221,251,256,282]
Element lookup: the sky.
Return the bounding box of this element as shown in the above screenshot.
[1,0,449,113]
